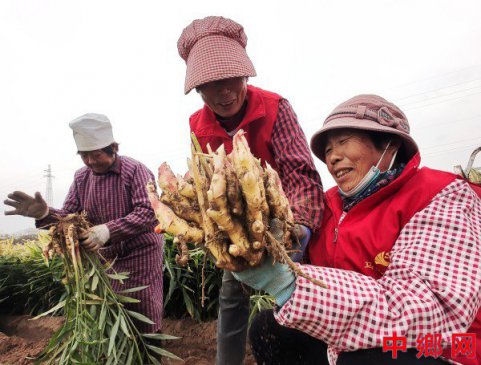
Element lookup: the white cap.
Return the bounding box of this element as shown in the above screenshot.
[69,113,115,151]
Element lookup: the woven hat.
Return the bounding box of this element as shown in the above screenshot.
[310,94,418,162]
[177,16,257,94]
[69,113,115,152]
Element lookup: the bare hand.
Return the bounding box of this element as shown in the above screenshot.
[4,191,48,219]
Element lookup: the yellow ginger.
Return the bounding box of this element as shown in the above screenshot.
[206,145,262,266]
[231,131,267,248]
[157,163,202,226]
[149,129,329,287]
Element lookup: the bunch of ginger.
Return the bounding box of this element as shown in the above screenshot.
[148,131,326,286]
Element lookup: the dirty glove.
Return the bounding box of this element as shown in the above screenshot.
[290,224,311,263]
[79,224,110,252]
[232,258,295,307]
[4,191,49,219]
[232,218,296,307]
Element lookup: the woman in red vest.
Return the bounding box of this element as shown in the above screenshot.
[234,95,481,365]
[177,16,324,365]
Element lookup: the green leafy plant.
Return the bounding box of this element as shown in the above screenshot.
[163,235,223,322]
[0,238,64,315]
[249,292,275,326]
[35,214,181,365]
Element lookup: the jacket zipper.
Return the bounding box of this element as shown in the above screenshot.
[333,212,347,244]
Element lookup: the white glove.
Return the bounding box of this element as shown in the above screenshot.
[4,191,49,219]
[79,224,110,252]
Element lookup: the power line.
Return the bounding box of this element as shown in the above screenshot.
[398,85,481,108]
[384,63,481,94]
[423,143,481,158]
[414,115,481,130]
[423,135,481,151]
[394,78,481,102]
[402,90,481,111]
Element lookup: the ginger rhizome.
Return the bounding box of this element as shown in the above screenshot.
[148,130,327,287]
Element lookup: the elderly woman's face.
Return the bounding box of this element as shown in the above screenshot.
[197,77,248,118]
[79,150,116,174]
[324,130,390,193]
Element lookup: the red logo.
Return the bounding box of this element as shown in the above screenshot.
[382,332,407,359]
[451,333,476,359]
[416,333,443,358]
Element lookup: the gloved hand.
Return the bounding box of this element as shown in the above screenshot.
[290,224,311,263]
[79,224,110,252]
[232,218,296,307]
[4,191,49,219]
[232,257,296,307]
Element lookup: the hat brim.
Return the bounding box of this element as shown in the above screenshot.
[76,140,115,152]
[184,35,256,94]
[310,117,419,163]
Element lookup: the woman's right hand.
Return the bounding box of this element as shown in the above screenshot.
[4,191,49,219]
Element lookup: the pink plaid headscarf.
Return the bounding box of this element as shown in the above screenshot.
[177,16,257,94]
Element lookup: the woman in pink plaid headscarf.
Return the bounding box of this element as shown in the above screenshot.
[233,94,481,365]
[177,16,325,365]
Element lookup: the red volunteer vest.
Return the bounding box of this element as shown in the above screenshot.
[189,85,281,168]
[309,153,481,364]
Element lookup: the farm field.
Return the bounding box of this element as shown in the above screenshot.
[0,235,263,364]
[0,316,255,365]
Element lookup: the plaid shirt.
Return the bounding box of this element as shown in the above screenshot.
[272,99,324,230]
[37,155,163,333]
[275,179,481,364]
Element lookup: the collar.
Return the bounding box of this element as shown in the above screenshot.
[327,152,421,211]
[92,154,121,176]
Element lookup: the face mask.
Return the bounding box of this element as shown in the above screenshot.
[339,141,397,198]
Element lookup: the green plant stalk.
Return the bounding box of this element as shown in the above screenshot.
[35,217,181,365]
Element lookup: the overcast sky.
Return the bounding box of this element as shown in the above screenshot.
[1,0,481,234]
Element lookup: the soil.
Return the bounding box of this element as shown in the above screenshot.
[162,318,255,365]
[0,315,64,365]
[0,315,255,365]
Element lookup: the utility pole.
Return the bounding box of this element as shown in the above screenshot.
[44,164,54,206]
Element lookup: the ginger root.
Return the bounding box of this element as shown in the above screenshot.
[148,130,327,288]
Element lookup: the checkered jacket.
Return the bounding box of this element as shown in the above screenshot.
[275,178,481,364]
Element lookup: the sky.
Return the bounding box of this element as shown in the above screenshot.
[1,0,481,234]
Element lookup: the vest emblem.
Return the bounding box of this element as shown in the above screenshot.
[365,251,391,271]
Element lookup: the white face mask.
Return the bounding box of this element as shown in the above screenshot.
[339,140,398,198]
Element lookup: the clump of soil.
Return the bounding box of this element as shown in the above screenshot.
[161,318,255,365]
[0,315,63,365]
[0,316,256,365]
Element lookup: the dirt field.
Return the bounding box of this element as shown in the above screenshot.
[0,315,255,365]
[0,315,64,365]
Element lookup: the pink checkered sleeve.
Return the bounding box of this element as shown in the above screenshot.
[105,163,157,243]
[275,179,481,357]
[272,99,324,230]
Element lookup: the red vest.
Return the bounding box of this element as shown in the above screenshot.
[189,85,281,168]
[309,153,480,364]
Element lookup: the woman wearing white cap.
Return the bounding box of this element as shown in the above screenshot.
[177,16,325,364]
[232,95,481,364]
[4,113,164,334]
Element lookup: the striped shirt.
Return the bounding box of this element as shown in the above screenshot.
[37,155,163,333]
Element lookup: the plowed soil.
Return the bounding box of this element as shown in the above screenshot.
[0,315,255,364]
